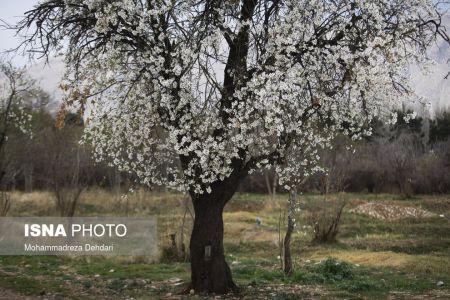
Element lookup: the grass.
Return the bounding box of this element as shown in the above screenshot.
[1,190,449,299]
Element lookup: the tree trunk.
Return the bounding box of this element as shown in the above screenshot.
[283,188,296,276]
[113,168,121,194]
[189,178,241,294]
[283,215,294,275]
[24,163,33,193]
[264,171,272,196]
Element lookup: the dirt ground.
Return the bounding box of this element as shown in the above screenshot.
[0,288,38,300]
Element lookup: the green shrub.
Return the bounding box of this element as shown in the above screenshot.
[309,257,354,281]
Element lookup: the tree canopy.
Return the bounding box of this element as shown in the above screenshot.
[15,0,450,194]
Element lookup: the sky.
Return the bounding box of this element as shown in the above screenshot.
[0,0,64,111]
[0,0,38,66]
[0,1,449,114]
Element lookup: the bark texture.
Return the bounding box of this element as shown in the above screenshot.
[283,215,294,276]
[283,189,297,276]
[189,175,241,294]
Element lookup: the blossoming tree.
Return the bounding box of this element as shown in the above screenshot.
[0,61,34,187]
[16,0,449,293]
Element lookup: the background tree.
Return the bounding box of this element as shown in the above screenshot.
[430,110,450,143]
[0,61,35,188]
[0,60,37,215]
[377,133,419,198]
[39,114,93,217]
[15,0,450,294]
[11,89,51,192]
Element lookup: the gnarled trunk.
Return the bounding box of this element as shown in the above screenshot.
[189,176,241,294]
[190,197,237,293]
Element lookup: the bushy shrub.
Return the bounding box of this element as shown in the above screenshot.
[306,196,347,243]
[293,258,355,284]
[159,233,189,263]
[310,257,354,281]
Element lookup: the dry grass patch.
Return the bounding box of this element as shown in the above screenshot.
[421,197,450,215]
[224,211,258,223]
[308,250,411,268]
[224,221,278,243]
[11,191,54,206]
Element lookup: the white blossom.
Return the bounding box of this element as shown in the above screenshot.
[19,0,449,194]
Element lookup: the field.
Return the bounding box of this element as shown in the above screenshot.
[1,190,449,299]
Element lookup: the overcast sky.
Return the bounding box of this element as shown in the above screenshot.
[0,0,37,66]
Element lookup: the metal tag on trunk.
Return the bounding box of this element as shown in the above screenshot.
[204,245,212,261]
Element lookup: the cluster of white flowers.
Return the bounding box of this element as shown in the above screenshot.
[0,63,34,140]
[39,0,446,194]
